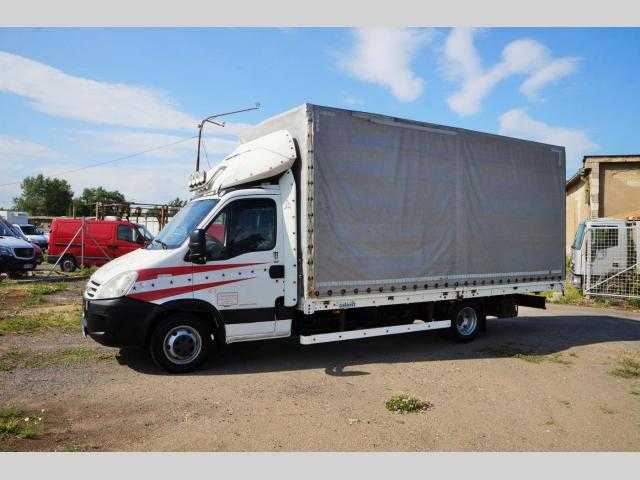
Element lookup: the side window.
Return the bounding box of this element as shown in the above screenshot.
[204,198,276,261]
[590,227,619,262]
[117,225,134,242]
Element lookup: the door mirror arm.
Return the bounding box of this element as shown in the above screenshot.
[189,229,207,264]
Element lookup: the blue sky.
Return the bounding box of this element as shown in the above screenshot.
[0,27,639,206]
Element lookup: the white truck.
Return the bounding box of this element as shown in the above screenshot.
[82,104,565,373]
[570,218,640,293]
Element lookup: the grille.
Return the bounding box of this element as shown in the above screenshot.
[85,280,100,299]
[14,248,34,259]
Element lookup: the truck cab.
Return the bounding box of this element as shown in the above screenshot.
[83,130,298,372]
[570,218,637,289]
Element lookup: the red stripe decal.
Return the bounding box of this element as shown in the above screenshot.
[128,277,253,302]
[137,263,265,281]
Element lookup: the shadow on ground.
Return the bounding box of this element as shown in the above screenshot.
[116,310,640,377]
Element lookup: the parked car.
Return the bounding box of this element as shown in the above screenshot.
[12,224,48,249]
[10,224,44,265]
[0,216,38,277]
[48,218,148,272]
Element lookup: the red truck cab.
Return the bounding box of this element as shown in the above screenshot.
[47,218,147,272]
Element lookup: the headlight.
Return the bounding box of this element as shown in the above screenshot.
[93,271,138,300]
[0,246,11,255]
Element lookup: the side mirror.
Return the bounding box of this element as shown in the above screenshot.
[189,229,206,264]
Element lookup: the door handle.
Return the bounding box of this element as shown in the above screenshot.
[269,265,285,279]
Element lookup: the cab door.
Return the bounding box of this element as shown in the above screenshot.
[193,195,287,342]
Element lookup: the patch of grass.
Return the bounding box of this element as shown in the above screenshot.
[0,307,81,335]
[19,283,68,308]
[609,354,640,379]
[0,348,29,371]
[0,406,42,439]
[385,393,433,414]
[0,346,111,370]
[480,344,573,365]
[630,385,640,396]
[547,353,574,365]
[515,353,546,364]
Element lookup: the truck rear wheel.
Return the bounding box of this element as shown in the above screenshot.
[60,254,77,272]
[449,303,482,342]
[150,314,212,373]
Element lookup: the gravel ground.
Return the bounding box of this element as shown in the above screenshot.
[1,299,640,451]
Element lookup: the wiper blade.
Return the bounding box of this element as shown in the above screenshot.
[152,238,168,249]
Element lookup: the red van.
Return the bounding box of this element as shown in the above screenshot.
[47,218,147,272]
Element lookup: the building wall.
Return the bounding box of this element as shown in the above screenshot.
[599,162,640,218]
[565,155,640,256]
[565,179,589,255]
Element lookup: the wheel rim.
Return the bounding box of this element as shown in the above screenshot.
[62,259,74,271]
[163,325,202,365]
[456,307,478,336]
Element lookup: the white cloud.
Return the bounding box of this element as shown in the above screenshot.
[442,28,580,115]
[498,108,598,173]
[342,28,433,102]
[0,134,61,161]
[519,57,580,100]
[0,51,198,130]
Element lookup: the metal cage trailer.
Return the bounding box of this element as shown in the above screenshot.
[82,104,565,372]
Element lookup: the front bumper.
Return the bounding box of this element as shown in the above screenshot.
[0,254,37,273]
[83,296,160,348]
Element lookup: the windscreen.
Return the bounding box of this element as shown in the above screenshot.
[19,225,37,235]
[148,198,218,250]
[572,222,586,250]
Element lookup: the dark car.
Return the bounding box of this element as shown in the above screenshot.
[0,217,38,277]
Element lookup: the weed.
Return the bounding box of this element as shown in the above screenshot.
[385,393,433,414]
[609,354,640,379]
[0,307,81,335]
[481,345,572,365]
[547,353,573,365]
[0,406,41,439]
[0,346,110,370]
[0,348,29,371]
[515,353,546,364]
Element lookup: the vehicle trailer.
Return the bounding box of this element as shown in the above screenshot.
[83,104,565,372]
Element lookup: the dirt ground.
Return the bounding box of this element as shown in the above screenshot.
[1,281,639,451]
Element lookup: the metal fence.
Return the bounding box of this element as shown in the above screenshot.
[584,224,640,298]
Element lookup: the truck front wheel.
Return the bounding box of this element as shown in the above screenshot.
[449,303,482,342]
[150,314,211,373]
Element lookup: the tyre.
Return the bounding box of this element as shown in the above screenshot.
[449,302,482,342]
[60,254,77,272]
[150,314,212,373]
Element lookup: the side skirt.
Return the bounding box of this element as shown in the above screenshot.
[299,320,451,345]
[225,319,292,344]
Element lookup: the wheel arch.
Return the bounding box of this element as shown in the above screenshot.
[145,299,225,346]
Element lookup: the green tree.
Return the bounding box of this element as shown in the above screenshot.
[75,187,127,217]
[167,197,186,208]
[13,174,74,216]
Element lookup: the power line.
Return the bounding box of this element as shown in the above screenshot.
[0,135,198,188]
